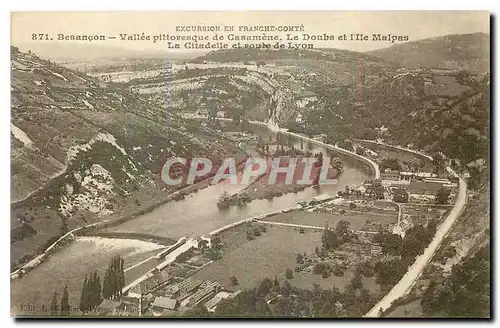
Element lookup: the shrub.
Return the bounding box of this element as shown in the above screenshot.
[253,227,261,237]
[285,268,294,279]
[230,276,238,286]
[334,266,344,277]
[313,262,329,275]
[246,230,255,240]
[299,228,305,234]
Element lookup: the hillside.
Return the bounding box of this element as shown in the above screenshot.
[367,33,490,72]
[10,46,240,269]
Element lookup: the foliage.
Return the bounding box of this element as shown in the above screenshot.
[393,188,409,203]
[60,286,70,316]
[380,158,401,171]
[374,259,407,287]
[79,271,103,314]
[421,244,490,317]
[374,231,403,256]
[210,277,376,318]
[357,262,375,278]
[435,187,451,204]
[313,262,330,276]
[50,291,59,315]
[102,255,125,300]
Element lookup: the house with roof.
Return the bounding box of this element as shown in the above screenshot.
[187,281,221,307]
[151,297,179,314]
[204,291,233,312]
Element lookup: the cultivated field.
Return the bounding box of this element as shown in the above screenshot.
[192,224,321,290]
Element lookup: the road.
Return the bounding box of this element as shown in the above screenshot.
[256,220,324,230]
[365,167,467,317]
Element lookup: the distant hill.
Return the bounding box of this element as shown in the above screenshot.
[367,33,489,72]
[13,42,203,62]
[191,48,395,66]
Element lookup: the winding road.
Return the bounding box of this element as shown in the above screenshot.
[365,164,468,317]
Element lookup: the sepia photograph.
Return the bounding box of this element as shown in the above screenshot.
[10,11,490,318]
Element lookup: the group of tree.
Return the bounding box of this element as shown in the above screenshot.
[49,285,71,316]
[79,271,102,313]
[392,188,409,203]
[421,244,490,317]
[102,255,125,300]
[321,220,353,251]
[435,187,451,204]
[375,219,437,262]
[198,276,376,318]
[380,158,401,171]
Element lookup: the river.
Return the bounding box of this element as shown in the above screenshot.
[11,124,372,315]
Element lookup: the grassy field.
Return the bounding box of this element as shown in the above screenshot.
[191,225,321,291]
[266,210,397,231]
[192,223,382,295]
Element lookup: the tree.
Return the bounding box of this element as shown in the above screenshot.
[393,188,409,203]
[372,184,385,199]
[211,236,222,250]
[374,231,403,256]
[435,187,451,204]
[50,291,59,315]
[315,246,320,257]
[91,271,102,309]
[322,225,340,250]
[356,147,366,156]
[60,286,70,316]
[273,276,280,291]
[102,255,125,300]
[336,220,352,243]
[296,253,304,264]
[380,158,401,171]
[230,276,239,286]
[427,218,437,239]
[351,271,363,290]
[285,268,294,279]
[80,275,89,313]
[60,217,68,235]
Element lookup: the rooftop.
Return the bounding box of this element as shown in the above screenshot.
[151,297,179,310]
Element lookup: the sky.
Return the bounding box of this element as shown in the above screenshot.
[11,11,490,57]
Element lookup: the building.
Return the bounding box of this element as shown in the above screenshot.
[294,90,318,108]
[380,170,400,181]
[151,297,179,313]
[187,281,221,307]
[400,171,437,181]
[204,291,233,312]
[164,277,203,299]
